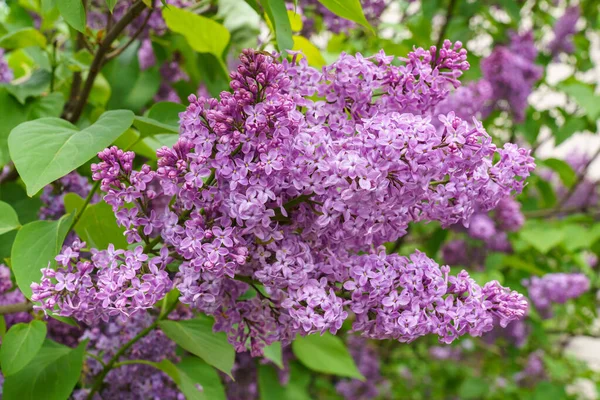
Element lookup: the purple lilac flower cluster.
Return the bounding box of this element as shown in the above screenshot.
[548,6,580,57]
[31,240,173,324]
[434,79,493,123]
[481,31,543,122]
[525,273,590,318]
[33,44,533,355]
[0,49,13,83]
[154,58,189,103]
[297,0,388,36]
[73,311,185,400]
[336,336,385,400]
[442,196,525,267]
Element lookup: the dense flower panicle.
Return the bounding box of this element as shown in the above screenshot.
[429,345,462,360]
[138,39,157,70]
[0,264,11,294]
[336,336,385,400]
[525,273,590,318]
[484,318,529,348]
[548,6,580,57]
[0,49,13,83]
[73,312,185,400]
[434,79,493,122]
[481,31,542,122]
[31,241,173,324]
[494,196,525,232]
[155,59,189,102]
[39,171,96,221]
[35,45,534,354]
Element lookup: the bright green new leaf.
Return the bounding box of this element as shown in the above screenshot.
[288,10,303,32]
[9,110,134,196]
[1,320,47,376]
[133,116,179,137]
[154,359,207,400]
[57,0,86,32]
[163,6,231,60]
[0,28,47,50]
[519,225,565,254]
[316,0,374,33]
[263,342,283,369]
[11,213,73,299]
[292,333,364,379]
[292,36,326,67]
[105,0,117,12]
[542,158,577,188]
[64,193,128,250]
[178,357,227,400]
[561,82,600,121]
[4,69,51,104]
[262,0,294,52]
[158,317,235,377]
[3,339,87,400]
[0,201,20,235]
[147,102,186,128]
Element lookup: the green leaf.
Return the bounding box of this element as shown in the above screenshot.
[262,0,294,53]
[133,116,179,137]
[105,0,117,12]
[316,0,374,33]
[162,6,231,60]
[519,225,565,254]
[292,36,326,67]
[555,118,586,146]
[458,377,488,399]
[263,342,283,369]
[11,213,74,299]
[561,82,600,120]
[1,320,47,376]
[154,359,207,400]
[9,110,134,196]
[0,316,6,339]
[532,382,567,400]
[534,177,557,209]
[0,28,47,50]
[258,362,311,400]
[147,102,186,128]
[178,357,227,400]
[3,339,87,400]
[499,0,521,22]
[0,201,20,235]
[57,0,86,32]
[4,69,51,104]
[158,317,235,377]
[542,158,577,188]
[63,193,128,250]
[292,333,363,379]
[502,255,545,276]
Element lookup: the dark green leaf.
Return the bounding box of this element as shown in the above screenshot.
[262,0,294,53]
[316,0,374,33]
[9,110,134,196]
[258,362,311,400]
[519,225,565,254]
[0,200,20,235]
[561,82,600,120]
[57,0,86,32]
[0,316,6,339]
[178,357,227,400]
[158,317,235,377]
[532,382,567,400]
[133,116,179,136]
[1,320,47,376]
[3,339,87,400]
[292,333,363,379]
[542,158,577,188]
[555,118,586,146]
[63,193,128,250]
[3,69,51,104]
[263,342,283,369]
[11,213,73,299]
[458,377,488,399]
[154,359,207,400]
[147,102,186,128]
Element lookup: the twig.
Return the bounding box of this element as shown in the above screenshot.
[0,302,33,315]
[65,0,147,123]
[524,204,600,218]
[68,180,100,233]
[436,0,458,50]
[555,146,600,209]
[105,8,154,61]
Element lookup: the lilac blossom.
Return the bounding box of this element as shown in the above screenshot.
[0,49,13,83]
[298,0,388,36]
[481,31,543,122]
[33,44,534,355]
[525,273,590,318]
[548,6,580,57]
[39,171,96,221]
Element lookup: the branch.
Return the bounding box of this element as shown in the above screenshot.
[0,302,33,315]
[68,180,100,233]
[436,0,458,50]
[105,7,154,61]
[65,0,147,123]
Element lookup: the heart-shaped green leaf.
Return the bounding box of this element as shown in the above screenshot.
[1,320,47,376]
[9,110,134,196]
[0,200,20,235]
